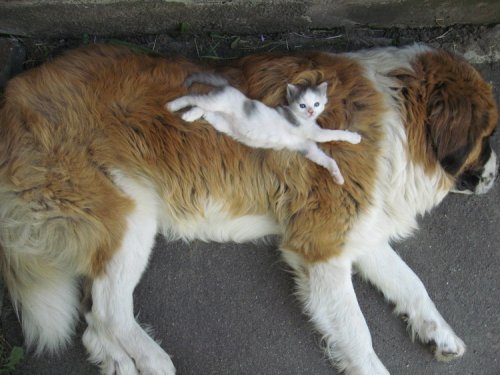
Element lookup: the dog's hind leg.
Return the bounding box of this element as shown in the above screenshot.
[354,243,466,361]
[82,172,175,375]
[281,250,389,375]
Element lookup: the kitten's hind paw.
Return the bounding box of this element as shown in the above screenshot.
[327,160,345,185]
[181,107,205,122]
[165,101,177,112]
[166,98,186,112]
[333,173,345,185]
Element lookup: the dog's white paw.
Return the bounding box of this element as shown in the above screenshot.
[83,325,139,375]
[83,316,176,375]
[134,344,176,375]
[409,317,466,361]
[335,351,389,375]
[433,332,466,362]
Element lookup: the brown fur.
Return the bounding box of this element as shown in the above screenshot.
[0,44,497,364]
[0,45,386,277]
[389,50,498,177]
[215,52,386,261]
[0,44,496,278]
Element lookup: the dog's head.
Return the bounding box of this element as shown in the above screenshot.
[422,51,498,195]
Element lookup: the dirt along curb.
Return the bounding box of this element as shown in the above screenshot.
[1,0,500,38]
[0,38,26,315]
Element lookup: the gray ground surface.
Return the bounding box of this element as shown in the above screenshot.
[1,26,499,375]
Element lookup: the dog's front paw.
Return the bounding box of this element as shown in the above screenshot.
[410,316,466,362]
[338,351,390,375]
[135,349,176,375]
[433,333,466,362]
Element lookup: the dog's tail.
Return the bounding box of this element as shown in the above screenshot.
[1,260,80,354]
[0,197,80,355]
[184,72,229,88]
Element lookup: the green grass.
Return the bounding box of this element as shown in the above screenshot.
[0,334,23,375]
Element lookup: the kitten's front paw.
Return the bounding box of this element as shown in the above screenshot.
[346,132,362,144]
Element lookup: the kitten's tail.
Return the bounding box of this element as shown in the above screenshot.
[184,72,229,88]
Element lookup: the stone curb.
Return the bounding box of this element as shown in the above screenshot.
[0,37,26,90]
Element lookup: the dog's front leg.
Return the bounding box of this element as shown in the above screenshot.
[282,250,389,375]
[354,242,466,361]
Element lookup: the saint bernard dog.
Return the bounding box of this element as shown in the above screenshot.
[0,43,497,374]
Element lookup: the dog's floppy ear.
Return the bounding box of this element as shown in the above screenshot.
[426,80,485,176]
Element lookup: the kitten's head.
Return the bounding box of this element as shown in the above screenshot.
[286,82,328,120]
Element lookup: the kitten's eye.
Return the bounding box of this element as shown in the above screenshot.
[299,104,306,109]
[314,102,320,107]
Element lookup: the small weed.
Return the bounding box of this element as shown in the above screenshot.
[82,33,90,45]
[197,33,248,60]
[179,22,190,34]
[230,36,240,49]
[0,334,24,374]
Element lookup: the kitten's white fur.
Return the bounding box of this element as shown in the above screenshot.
[167,74,361,184]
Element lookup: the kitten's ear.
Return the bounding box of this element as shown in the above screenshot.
[287,84,300,100]
[318,82,328,96]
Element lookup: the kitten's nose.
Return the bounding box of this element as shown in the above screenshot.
[307,108,314,115]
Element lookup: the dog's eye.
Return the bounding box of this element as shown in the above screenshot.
[300,104,306,109]
[314,102,320,107]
